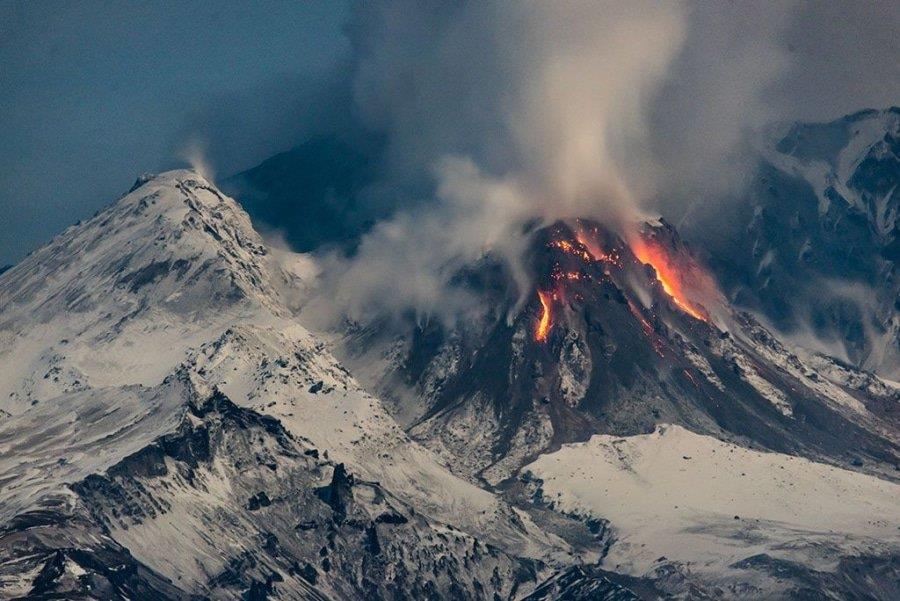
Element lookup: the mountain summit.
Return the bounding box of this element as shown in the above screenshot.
[0,172,572,599]
[692,107,900,379]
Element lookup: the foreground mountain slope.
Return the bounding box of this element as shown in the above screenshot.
[0,171,577,599]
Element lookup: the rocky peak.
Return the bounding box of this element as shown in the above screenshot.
[316,463,355,522]
[0,170,285,329]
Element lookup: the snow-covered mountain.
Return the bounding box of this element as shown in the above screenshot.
[1,170,898,599]
[0,172,580,599]
[688,107,900,380]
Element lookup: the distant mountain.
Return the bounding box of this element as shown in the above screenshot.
[688,107,900,378]
[222,137,382,254]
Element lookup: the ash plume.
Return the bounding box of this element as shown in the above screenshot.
[305,0,881,325]
[312,0,688,324]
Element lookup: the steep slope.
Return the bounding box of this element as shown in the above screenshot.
[343,219,899,487]
[340,217,900,597]
[0,171,578,599]
[1,382,542,599]
[0,169,282,414]
[688,107,900,378]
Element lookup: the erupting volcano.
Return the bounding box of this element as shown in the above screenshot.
[340,210,900,601]
[531,219,711,344]
[573,222,623,268]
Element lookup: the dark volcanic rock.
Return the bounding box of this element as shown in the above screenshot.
[3,388,540,600]
[347,218,900,486]
[523,565,641,601]
[316,463,354,522]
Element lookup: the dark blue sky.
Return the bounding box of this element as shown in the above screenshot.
[0,0,350,264]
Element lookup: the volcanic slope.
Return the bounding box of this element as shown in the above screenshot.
[343,219,900,486]
[340,217,900,598]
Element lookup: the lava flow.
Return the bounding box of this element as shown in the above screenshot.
[535,289,553,342]
[535,226,622,343]
[630,237,707,322]
[574,223,622,267]
[533,221,707,344]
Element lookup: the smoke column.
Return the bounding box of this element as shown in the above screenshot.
[310,0,687,323]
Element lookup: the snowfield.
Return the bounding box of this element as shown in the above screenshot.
[526,424,900,587]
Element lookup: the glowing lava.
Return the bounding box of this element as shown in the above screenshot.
[549,239,593,262]
[535,289,553,342]
[574,223,622,267]
[630,238,707,322]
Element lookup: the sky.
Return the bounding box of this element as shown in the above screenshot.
[1,0,898,268]
[0,0,350,265]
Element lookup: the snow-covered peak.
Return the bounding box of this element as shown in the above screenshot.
[0,170,281,328]
[0,163,569,599]
[766,107,900,231]
[0,171,301,415]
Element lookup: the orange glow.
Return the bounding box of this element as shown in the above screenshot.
[549,239,593,262]
[630,238,707,321]
[627,299,665,357]
[535,290,553,342]
[552,270,584,282]
[573,225,623,267]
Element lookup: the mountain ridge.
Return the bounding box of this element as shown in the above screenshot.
[0,172,584,599]
[688,107,900,379]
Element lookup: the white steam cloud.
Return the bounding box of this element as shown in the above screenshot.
[311,0,794,324]
[179,137,216,184]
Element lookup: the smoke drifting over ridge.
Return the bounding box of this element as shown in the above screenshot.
[312,0,790,323]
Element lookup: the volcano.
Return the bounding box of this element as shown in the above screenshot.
[338,215,900,595]
[343,218,899,488]
[1,171,898,599]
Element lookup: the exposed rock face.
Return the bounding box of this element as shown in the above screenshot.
[58,389,541,599]
[523,566,642,601]
[316,463,354,522]
[0,504,185,601]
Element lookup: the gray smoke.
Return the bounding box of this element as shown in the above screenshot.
[303,0,898,324]
[314,0,686,323]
